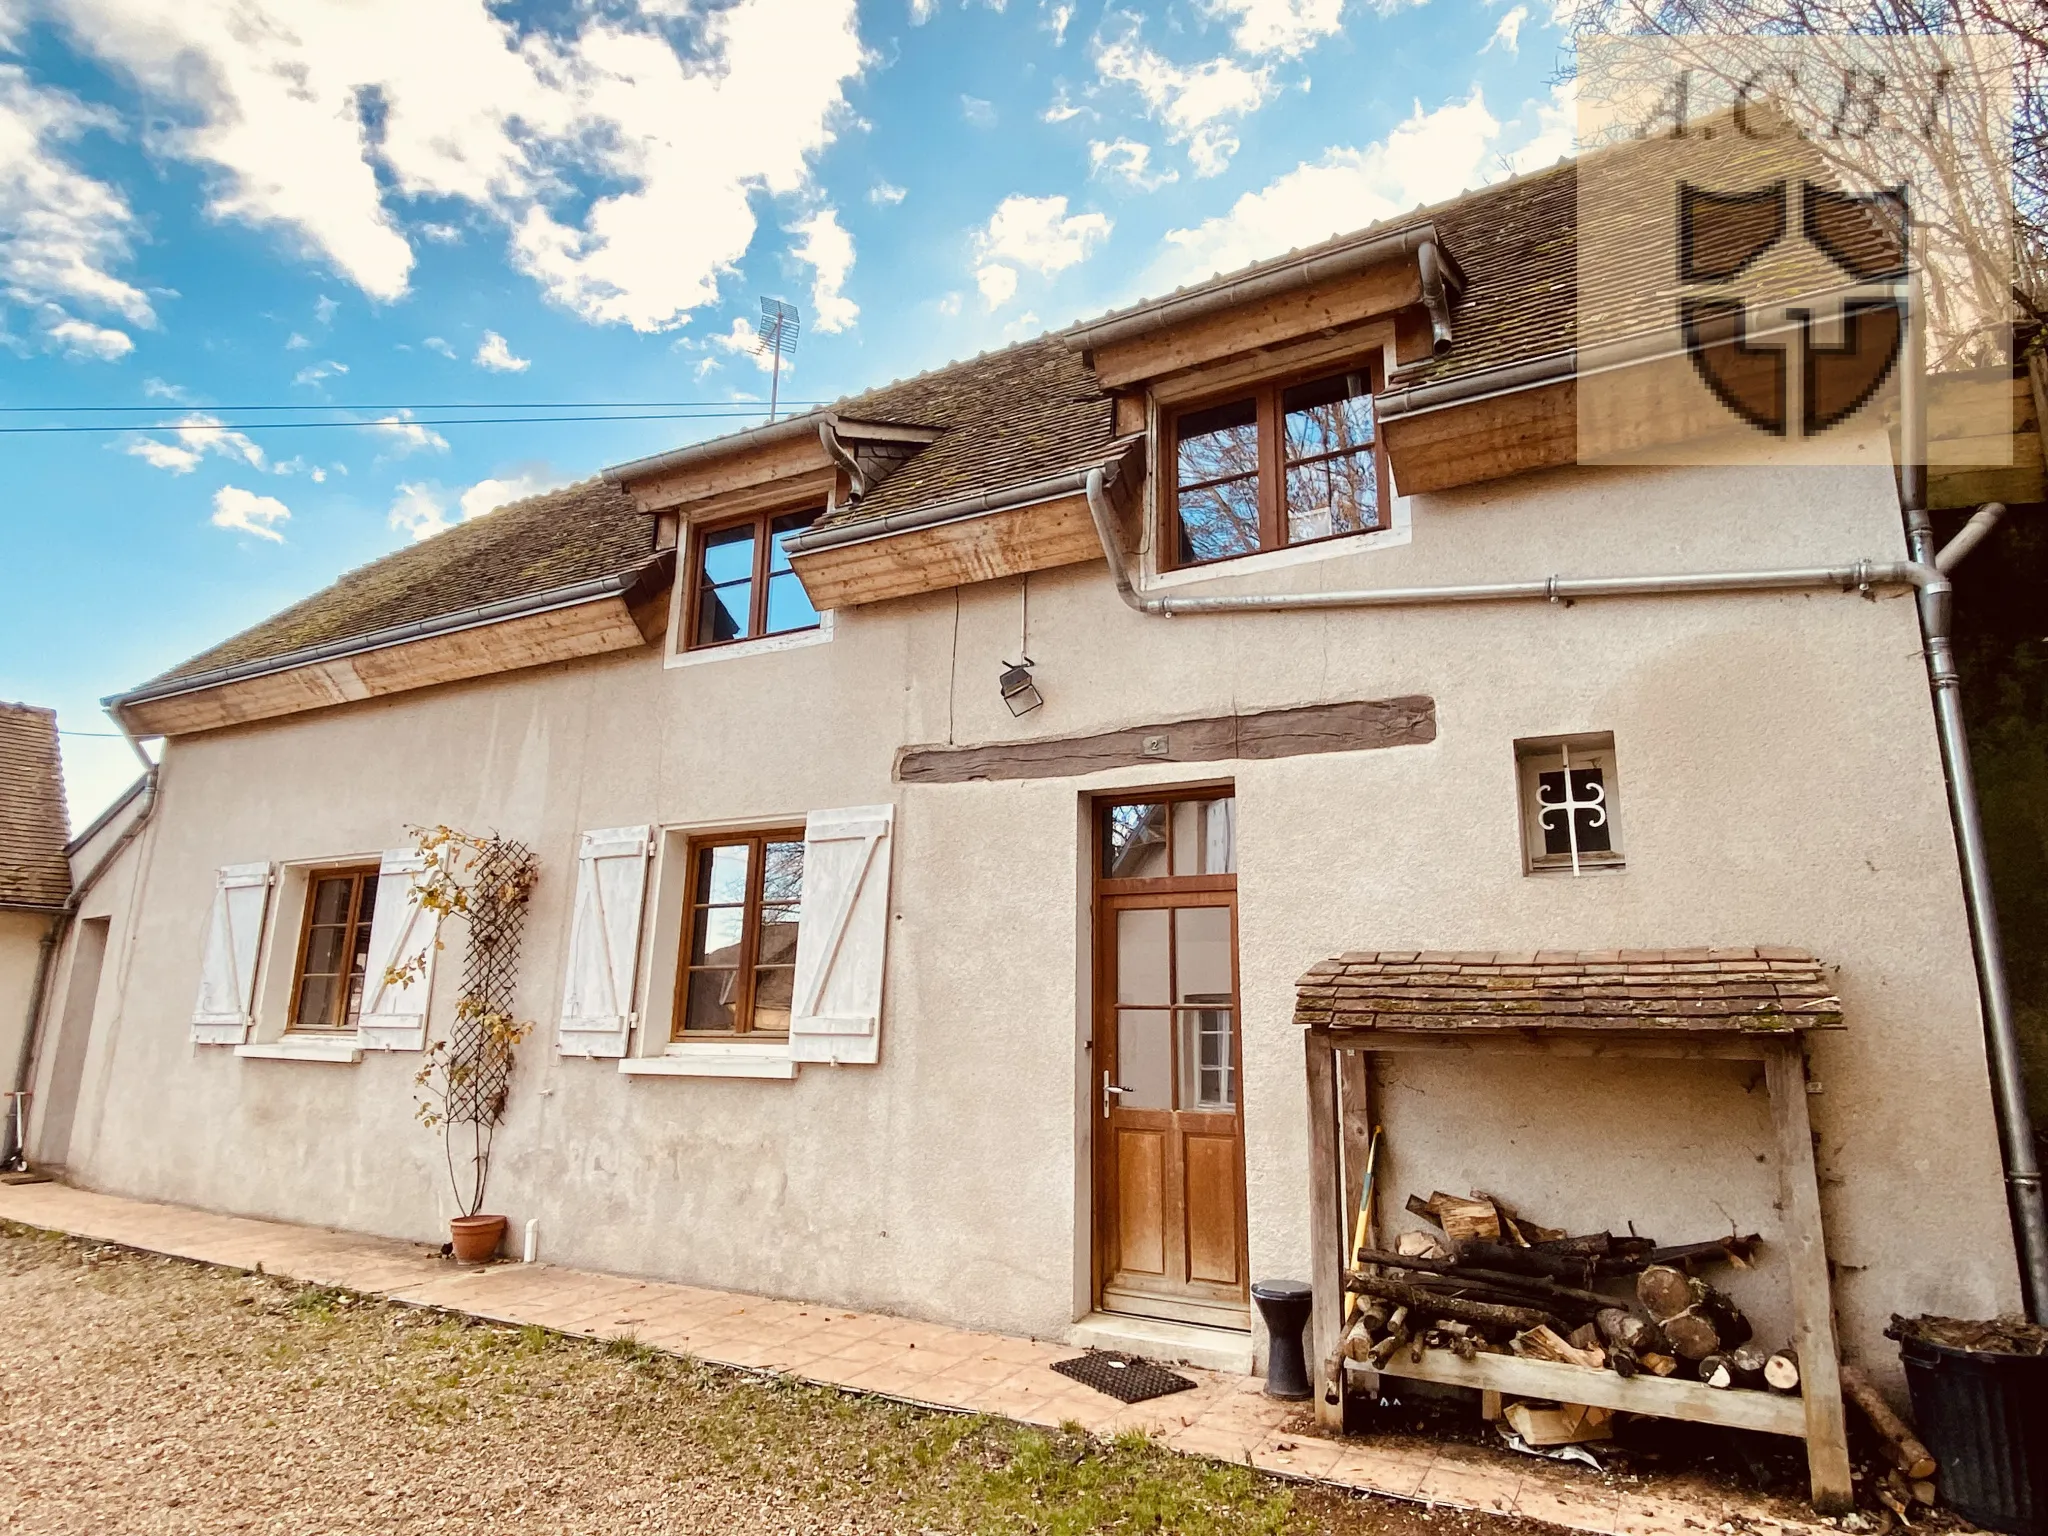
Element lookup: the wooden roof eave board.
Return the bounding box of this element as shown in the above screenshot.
[115,555,674,738]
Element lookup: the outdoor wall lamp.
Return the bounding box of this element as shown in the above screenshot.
[999,657,1043,717]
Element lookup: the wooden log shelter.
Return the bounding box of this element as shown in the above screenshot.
[1297,948,1854,1512]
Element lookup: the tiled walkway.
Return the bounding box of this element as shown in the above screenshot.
[0,1182,1826,1536]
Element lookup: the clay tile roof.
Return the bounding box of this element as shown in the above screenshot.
[1294,947,1841,1034]
[808,336,1115,535]
[0,703,71,908]
[144,478,653,688]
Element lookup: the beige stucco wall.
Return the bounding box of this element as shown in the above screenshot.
[0,910,57,1122]
[55,456,2021,1384]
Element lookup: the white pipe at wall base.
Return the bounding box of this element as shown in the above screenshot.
[523,1218,539,1264]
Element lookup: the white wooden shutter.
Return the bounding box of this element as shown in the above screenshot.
[556,825,653,1058]
[357,849,440,1051]
[790,804,895,1065]
[190,862,273,1045]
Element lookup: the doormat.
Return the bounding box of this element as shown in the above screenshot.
[1051,1350,1197,1404]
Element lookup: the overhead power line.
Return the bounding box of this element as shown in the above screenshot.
[0,399,829,413]
[0,408,822,436]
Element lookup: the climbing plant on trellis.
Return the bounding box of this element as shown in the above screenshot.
[386,827,537,1219]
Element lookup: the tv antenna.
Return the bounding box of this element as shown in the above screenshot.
[758,297,800,422]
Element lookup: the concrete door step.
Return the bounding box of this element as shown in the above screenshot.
[1071,1310,1255,1375]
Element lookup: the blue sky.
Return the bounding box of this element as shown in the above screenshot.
[0,0,1572,825]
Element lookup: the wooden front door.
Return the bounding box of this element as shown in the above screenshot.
[1093,793,1248,1329]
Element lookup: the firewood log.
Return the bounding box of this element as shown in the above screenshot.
[1638,1352,1680,1377]
[1568,1321,1604,1354]
[1637,1267,1751,1360]
[1698,1353,1738,1389]
[1763,1348,1802,1393]
[1512,1324,1606,1369]
[1596,1307,1670,1356]
[1350,1254,1611,1312]
[1730,1343,1772,1384]
[1458,1240,1597,1286]
[1841,1365,1938,1480]
[1347,1273,1559,1333]
[1647,1234,1762,1270]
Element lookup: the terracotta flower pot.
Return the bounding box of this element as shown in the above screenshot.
[449,1213,508,1263]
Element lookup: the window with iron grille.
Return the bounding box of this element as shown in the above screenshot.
[1515,734,1625,875]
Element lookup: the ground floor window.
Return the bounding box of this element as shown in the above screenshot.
[676,830,805,1037]
[288,866,379,1031]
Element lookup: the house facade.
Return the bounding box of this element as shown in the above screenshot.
[23,163,2031,1380]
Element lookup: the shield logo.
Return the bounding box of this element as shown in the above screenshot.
[1677,179,1907,438]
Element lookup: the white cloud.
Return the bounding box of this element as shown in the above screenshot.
[417,221,462,243]
[44,314,132,359]
[313,293,339,325]
[423,335,457,358]
[1046,2,1074,43]
[1207,0,1344,57]
[961,94,996,128]
[1042,85,1089,123]
[868,180,906,206]
[0,64,154,356]
[211,484,290,542]
[936,291,962,316]
[43,0,866,332]
[1152,87,1570,288]
[1093,22,1273,177]
[389,469,562,541]
[474,329,529,371]
[1089,137,1178,191]
[1483,5,1527,54]
[909,0,937,20]
[693,355,719,380]
[284,330,310,349]
[126,411,266,474]
[142,377,191,401]
[710,314,782,376]
[976,262,1018,308]
[789,208,857,334]
[293,359,349,386]
[370,410,450,453]
[972,194,1110,309]
[125,438,201,472]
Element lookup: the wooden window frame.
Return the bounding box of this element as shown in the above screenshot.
[1094,786,1239,898]
[673,827,807,1041]
[1515,734,1626,875]
[683,508,823,653]
[286,864,380,1034]
[1157,357,1389,573]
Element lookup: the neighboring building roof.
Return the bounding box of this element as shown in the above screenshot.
[0,703,71,909]
[1294,946,1843,1033]
[148,478,652,687]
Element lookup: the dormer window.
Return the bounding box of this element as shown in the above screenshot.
[688,509,822,649]
[1167,366,1385,568]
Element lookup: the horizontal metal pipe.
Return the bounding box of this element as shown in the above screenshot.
[1084,469,1933,620]
[1064,225,1439,355]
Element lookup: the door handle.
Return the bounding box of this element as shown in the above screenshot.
[1102,1070,1133,1117]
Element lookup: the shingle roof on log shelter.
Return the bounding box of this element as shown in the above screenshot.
[1294,947,1842,1033]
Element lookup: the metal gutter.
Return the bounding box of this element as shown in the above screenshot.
[63,771,149,856]
[107,556,671,714]
[0,901,68,915]
[781,447,1141,558]
[1064,224,1443,355]
[1377,350,1576,423]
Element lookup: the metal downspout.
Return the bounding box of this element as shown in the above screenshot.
[1418,241,1454,356]
[1899,261,2048,1315]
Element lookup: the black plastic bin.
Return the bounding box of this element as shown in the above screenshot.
[1898,1331,2048,1536]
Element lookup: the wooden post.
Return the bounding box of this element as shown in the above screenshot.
[1339,1049,1374,1255]
[1764,1038,1853,1513]
[1306,1029,1345,1430]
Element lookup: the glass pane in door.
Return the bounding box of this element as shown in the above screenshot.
[1115,1009,1172,1110]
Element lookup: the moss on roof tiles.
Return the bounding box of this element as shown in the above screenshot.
[151,477,652,686]
[0,702,71,906]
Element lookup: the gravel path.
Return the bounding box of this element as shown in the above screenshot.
[0,1224,1563,1536]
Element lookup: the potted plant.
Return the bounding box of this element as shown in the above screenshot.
[385,827,537,1263]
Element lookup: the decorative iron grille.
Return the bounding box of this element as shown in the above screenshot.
[445,836,534,1127]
